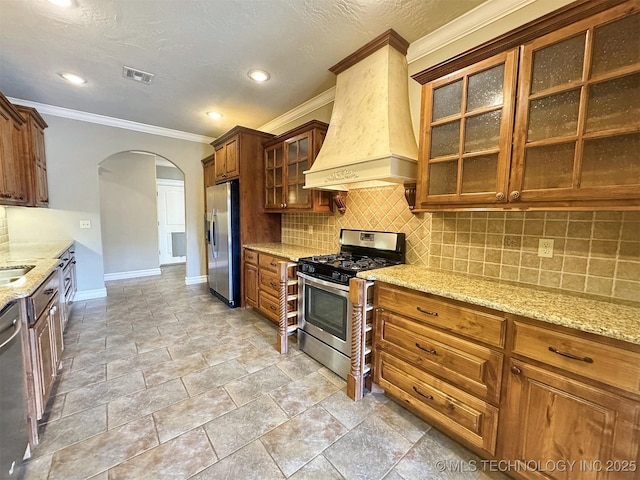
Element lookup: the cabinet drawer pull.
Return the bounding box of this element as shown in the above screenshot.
[495,192,505,201]
[415,343,436,355]
[269,261,277,267]
[510,365,522,375]
[416,306,438,316]
[412,386,433,400]
[43,288,55,295]
[269,305,277,312]
[548,346,593,364]
[269,281,278,289]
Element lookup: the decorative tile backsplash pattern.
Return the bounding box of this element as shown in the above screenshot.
[282,185,640,302]
[0,207,9,251]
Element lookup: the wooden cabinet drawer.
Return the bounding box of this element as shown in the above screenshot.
[377,351,499,456]
[259,290,279,323]
[31,271,59,321]
[376,283,506,348]
[260,270,280,298]
[513,321,640,395]
[244,249,258,265]
[377,310,503,404]
[259,253,283,273]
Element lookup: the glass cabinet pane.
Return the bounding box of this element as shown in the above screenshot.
[467,64,504,112]
[275,169,282,186]
[461,155,498,193]
[299,138,308,159]
[287,143,297,163]
[531,34,585,93]
[523,143,575,190]
[288,164,297,184]
[528,89,580,142]
[432,80,462,121]
[464,111,501,153]
[586,73,640,132]
[266,189,275,205]
[297,186,308,204]
[430,121,460,158]
[582,133,639,187]
[266,150,274,169]
[287,185,297,204]
[298,160,308,181]
[266,170,274,188]
[275,147,283,167]
[591,13,640,77]
[428,161,458,195]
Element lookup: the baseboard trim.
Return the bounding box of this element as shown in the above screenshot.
[104,268,162,281]
[73,288,108,301]
[185,275,207,285]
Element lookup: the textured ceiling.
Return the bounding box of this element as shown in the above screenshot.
[0,0,485,137]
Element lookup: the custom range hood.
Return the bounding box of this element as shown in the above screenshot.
[304,29,418,191]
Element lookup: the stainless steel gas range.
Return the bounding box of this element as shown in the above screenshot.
[297,229,406,379]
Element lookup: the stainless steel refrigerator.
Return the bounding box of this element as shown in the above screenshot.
[205,180,241,307]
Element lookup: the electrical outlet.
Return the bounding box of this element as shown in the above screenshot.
[538,238,554,258]
[80,220,91,229]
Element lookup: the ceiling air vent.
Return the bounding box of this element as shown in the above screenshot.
[122,66,154,85]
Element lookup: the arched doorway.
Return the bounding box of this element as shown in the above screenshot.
[98,151,186,280]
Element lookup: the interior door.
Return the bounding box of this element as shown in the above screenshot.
[156,180,186,265]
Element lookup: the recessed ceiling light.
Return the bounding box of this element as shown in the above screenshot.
[48,0,74,7]
[59,72,86,85]
[206,111,223,120]
[248,69,270,82]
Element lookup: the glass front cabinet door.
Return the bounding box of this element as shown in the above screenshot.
[510,6,640,204]
[417,49,518,206]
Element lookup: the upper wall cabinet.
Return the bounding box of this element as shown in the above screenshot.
[414,0,639,211]
[214,135,239,182]
[16,106,49,207]
[263,120,333,213]
[202,153,215,188]
[0,92,27,206]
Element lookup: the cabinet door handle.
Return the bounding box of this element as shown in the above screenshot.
[415,343,437,355]
[548,346,593,363]
[412,386,433,400]
[283,203,287,208]
[509,190,521,201]
[510,365,522,375]
[495,192,505,201]
[44,288,55,295]
[416,306,438,316]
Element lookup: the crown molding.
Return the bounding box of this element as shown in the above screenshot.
[7,97,214,144]
[406,0,536,64]
[258,87,336,133]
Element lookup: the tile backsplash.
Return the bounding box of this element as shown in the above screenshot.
[282,185,640,302]
[0,206,9,251]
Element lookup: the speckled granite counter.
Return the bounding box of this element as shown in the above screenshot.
[243,243,332,262]
[358,264,640,346]
[0,241,74,309]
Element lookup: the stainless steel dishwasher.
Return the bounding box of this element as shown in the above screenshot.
[0,302,29,478]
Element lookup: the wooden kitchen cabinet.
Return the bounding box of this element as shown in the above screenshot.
[413,0,640,211]
[202,153,215,188]
[15,105,49,207]
[373,282,506,457]
[263,120,333,213]
[243,249,259,308]
[501,359,640,480]
[416,49,518,206]
[214,134,239,182]
[256,252,298,325]
[0,91,27,206]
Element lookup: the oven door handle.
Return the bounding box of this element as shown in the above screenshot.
[297,272,351,293]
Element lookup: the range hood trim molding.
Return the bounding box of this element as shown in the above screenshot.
[329,29,410,75]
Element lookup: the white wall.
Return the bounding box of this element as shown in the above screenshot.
[99,152,159,275]
[7,115,211,296]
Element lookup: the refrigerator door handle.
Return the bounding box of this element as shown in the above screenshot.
[211,209,218,257]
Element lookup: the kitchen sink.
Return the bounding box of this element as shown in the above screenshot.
[0,265,35,286]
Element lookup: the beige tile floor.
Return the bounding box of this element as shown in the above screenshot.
[18,265,508,480]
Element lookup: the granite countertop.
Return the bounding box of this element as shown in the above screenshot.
[358,264,640,346]
[0,241,74,309]
[243,243,332,262]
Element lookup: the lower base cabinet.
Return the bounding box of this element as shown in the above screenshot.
[501,359,640,480]
[373,282,640,480]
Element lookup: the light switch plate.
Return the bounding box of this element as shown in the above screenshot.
[80,220,91,229]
